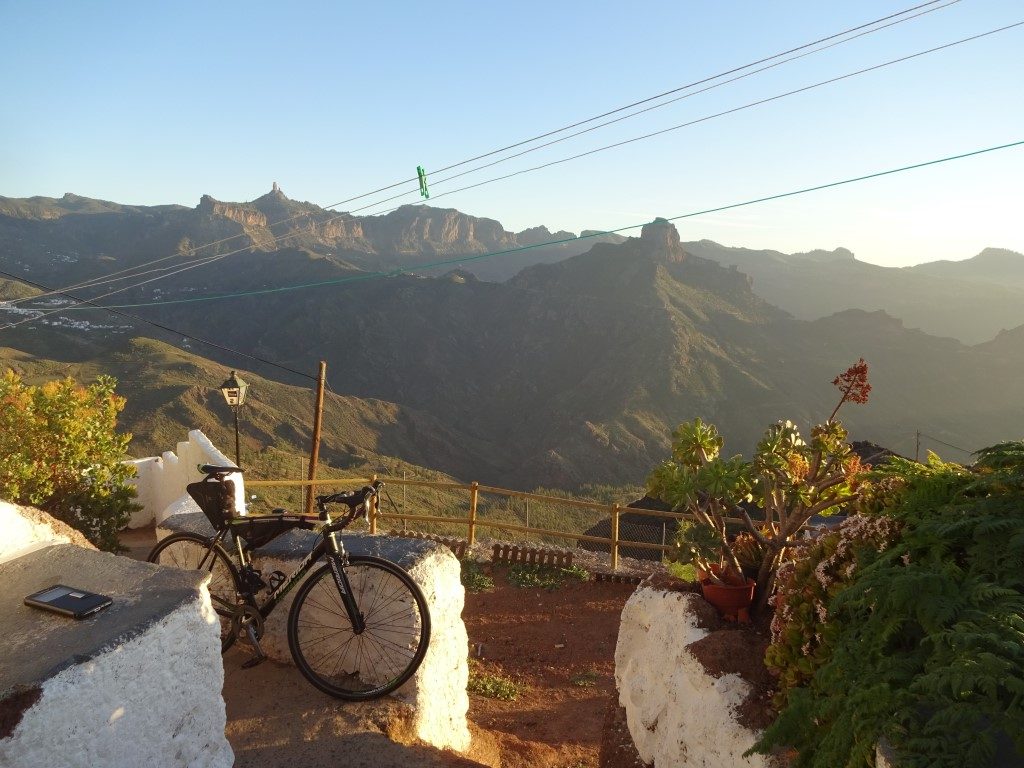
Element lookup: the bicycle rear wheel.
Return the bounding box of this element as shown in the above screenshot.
[287,555,431,700]
[148,532,240,652]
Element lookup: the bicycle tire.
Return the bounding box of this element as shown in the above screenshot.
[148,532,240,652]
[287,555,431,700]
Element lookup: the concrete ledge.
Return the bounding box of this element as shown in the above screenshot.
[0,543,232,767]
[158,512,471,753]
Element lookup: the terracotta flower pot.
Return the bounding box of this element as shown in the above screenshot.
[701,576,756,623]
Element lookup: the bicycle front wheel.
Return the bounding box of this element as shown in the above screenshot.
[287,555,431,700]
[148,532,240,652]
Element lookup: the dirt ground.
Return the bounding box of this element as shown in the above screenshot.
[122,527,647,767]
[462,563,638,768]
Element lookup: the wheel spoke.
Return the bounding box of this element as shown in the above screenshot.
[289,559,429,698]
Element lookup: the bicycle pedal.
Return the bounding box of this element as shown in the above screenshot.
[242,622,268,668]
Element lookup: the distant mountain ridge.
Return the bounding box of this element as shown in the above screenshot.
[0,187,626,283]
[1,187,1019,341]
[684,240,1024,343]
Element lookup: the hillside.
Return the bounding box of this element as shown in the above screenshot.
[3,189,1023,488]
[685,240,1024,343]
[0,333,495,482]
[86,219,1020,487]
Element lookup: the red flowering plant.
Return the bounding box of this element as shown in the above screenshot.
[829,358,871,422]
[647,360,873,615]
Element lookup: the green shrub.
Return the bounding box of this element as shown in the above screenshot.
[468,663,520,700]
[664,560,698,581]
[461,560,495,592]
[506,563,588,590]
[753,448,1024,767]
[0,371,139,551]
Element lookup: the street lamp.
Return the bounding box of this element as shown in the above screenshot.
[219,371,248,468]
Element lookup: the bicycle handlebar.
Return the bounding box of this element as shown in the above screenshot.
[315,480,384,509]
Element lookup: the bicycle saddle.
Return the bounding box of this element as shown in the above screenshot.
[199,464,242,475]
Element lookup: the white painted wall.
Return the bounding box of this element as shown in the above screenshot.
[615,585,781,768]
[0,500,93,564]
[0,584,233,768]
[127,430,245,528]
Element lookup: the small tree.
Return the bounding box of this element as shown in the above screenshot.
[0,371,139,551]
[648,360,870,615]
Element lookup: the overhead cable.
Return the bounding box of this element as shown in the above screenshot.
[5,0,960,308]
[319,0,959,210]
[919,432,975,454]
[355,20,1024,218]
[60,138,1020,310]
[8,17,1014,327]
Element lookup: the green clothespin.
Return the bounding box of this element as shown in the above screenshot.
[416,165,429,199]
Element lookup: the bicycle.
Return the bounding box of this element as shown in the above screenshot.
[147,464,430,701]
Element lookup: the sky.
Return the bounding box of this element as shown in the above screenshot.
[2,0,1022,267]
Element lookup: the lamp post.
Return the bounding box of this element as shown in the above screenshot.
[219,371,248,468]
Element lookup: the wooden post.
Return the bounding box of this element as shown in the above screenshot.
[468,482,479,546]
[369,473,378,534]
[304,361,327,516]
[402,470,408,531]
[610,503,621,572]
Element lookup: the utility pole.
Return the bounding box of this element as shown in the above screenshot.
[305,361,327,516]
[915,430,921,463]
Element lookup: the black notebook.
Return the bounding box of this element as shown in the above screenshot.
[24,584,112,619]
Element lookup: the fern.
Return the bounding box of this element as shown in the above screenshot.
[753,441,1024,767]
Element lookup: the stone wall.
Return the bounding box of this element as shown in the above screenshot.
[0,505,232,768]
[614,583,780,767]
[2,594,232,768]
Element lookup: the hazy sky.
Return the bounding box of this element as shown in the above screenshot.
[2,1,1022,267]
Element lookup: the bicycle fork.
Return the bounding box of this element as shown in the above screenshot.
[326,534,367,635]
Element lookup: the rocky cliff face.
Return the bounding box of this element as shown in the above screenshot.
[198,195,268,228]
[0,186,636,283]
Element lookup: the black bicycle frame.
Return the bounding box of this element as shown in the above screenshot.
[204,519,367,634]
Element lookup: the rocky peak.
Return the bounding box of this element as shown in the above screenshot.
[639,218,686,263]
[256,182,288,204]
[794,247,856,262]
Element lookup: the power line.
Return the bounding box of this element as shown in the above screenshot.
[355,20,1023,218]
[52,138,1016,310]
[342,0,964,216]
[919,431,974,454]
[8,17,1011,327]
[4,0,959,309]
[318,0,959,211]
[0,268,316,381]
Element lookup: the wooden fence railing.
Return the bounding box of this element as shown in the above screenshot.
[246,475,742,571]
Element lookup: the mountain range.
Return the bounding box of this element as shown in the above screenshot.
[1,188,1022,489]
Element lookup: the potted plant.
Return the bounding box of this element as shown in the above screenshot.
[648,360,872,618]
